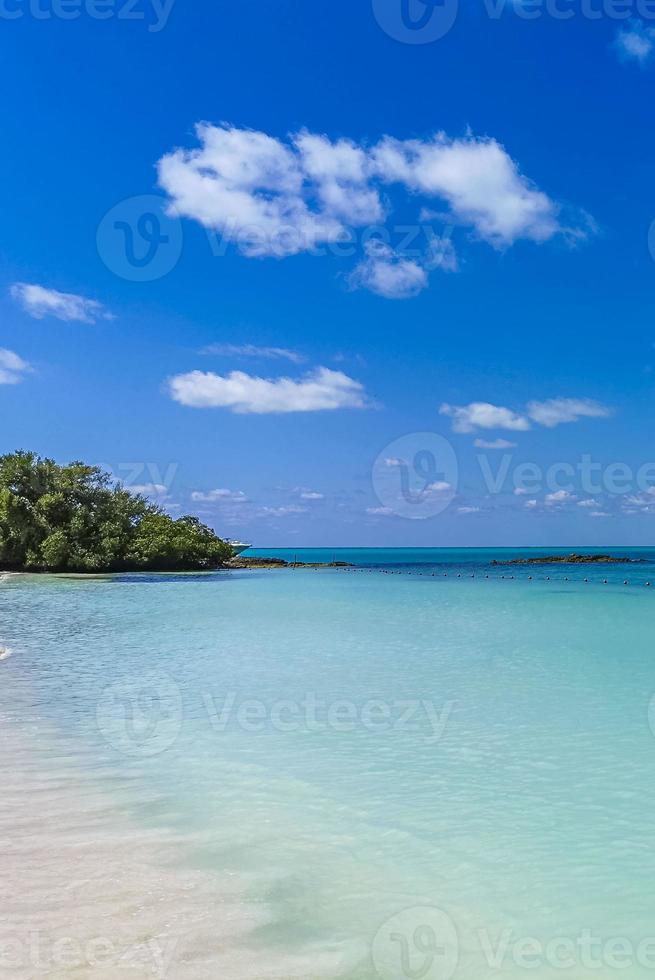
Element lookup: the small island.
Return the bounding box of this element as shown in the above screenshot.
[228,555,352,569]
[491,553,640,566]
[0,450,232,573]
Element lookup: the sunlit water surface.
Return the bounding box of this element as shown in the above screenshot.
[3,550,655,978]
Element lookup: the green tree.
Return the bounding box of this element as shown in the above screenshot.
[128,513,229,570]
[0,451,232,573]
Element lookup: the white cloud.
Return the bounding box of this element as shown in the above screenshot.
[349,240,428,299]
[457,505,480,514]
[372,134,560,246]
[168,366,368,413]
[258,505,308,517]
[158,124,581,299]
[191,488,249,503]
[615,21,655,63]
[514,487,530,495]
[129,483,168,497]
[10,283,113,324]
[577,498,600,508]
[524,499,538,509]
[366,483,451,516]
[441,397,612,433]
[474,438,517,449]
[385,457,404,467]
[294,131,384,225]
[440,401,530,433]
[200,343,305,364]
[0,348,32,385]
[623,488,655,511]
[158,124,346,258]
[285,485,325,500]
[589,511,611,518]
[424,232,459,272]
[545,489,575,505]
[527,398,611,427]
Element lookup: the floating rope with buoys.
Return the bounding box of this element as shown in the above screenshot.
[326,564,654,588]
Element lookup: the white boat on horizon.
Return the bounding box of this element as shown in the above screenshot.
[228,540,252,557]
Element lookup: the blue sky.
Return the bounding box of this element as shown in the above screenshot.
[2,0,655,545]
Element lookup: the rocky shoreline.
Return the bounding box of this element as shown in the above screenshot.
[226,556,353,569]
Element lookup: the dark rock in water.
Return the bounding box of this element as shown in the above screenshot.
[227,556,288,568]
[491,554,641,566]
[226,556,353,569]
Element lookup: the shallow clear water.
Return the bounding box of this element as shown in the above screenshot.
[3,551,655,978]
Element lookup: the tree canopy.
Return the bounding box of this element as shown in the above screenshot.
[0,451,232,572]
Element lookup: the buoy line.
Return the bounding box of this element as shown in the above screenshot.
[330,565,653,588]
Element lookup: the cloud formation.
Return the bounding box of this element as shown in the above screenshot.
[440,401,530,433]
[623,488,655,512]
[0,348,32,385]
[349,240,427,299]
[191,488,249,503]
[258,505,308,517]
[615,20,655,63]
[157,123,584,298]
[200,343,305,364]
[473,437,518,449]
[10,283,113,324]
[441,397,611,433]
[545,489,575,505]
[526,398,612,427]
[168,366,369,413]
[372,133,560,245]
[129,483,168,497]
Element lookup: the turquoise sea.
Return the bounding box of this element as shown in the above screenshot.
[3,548,655,979]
